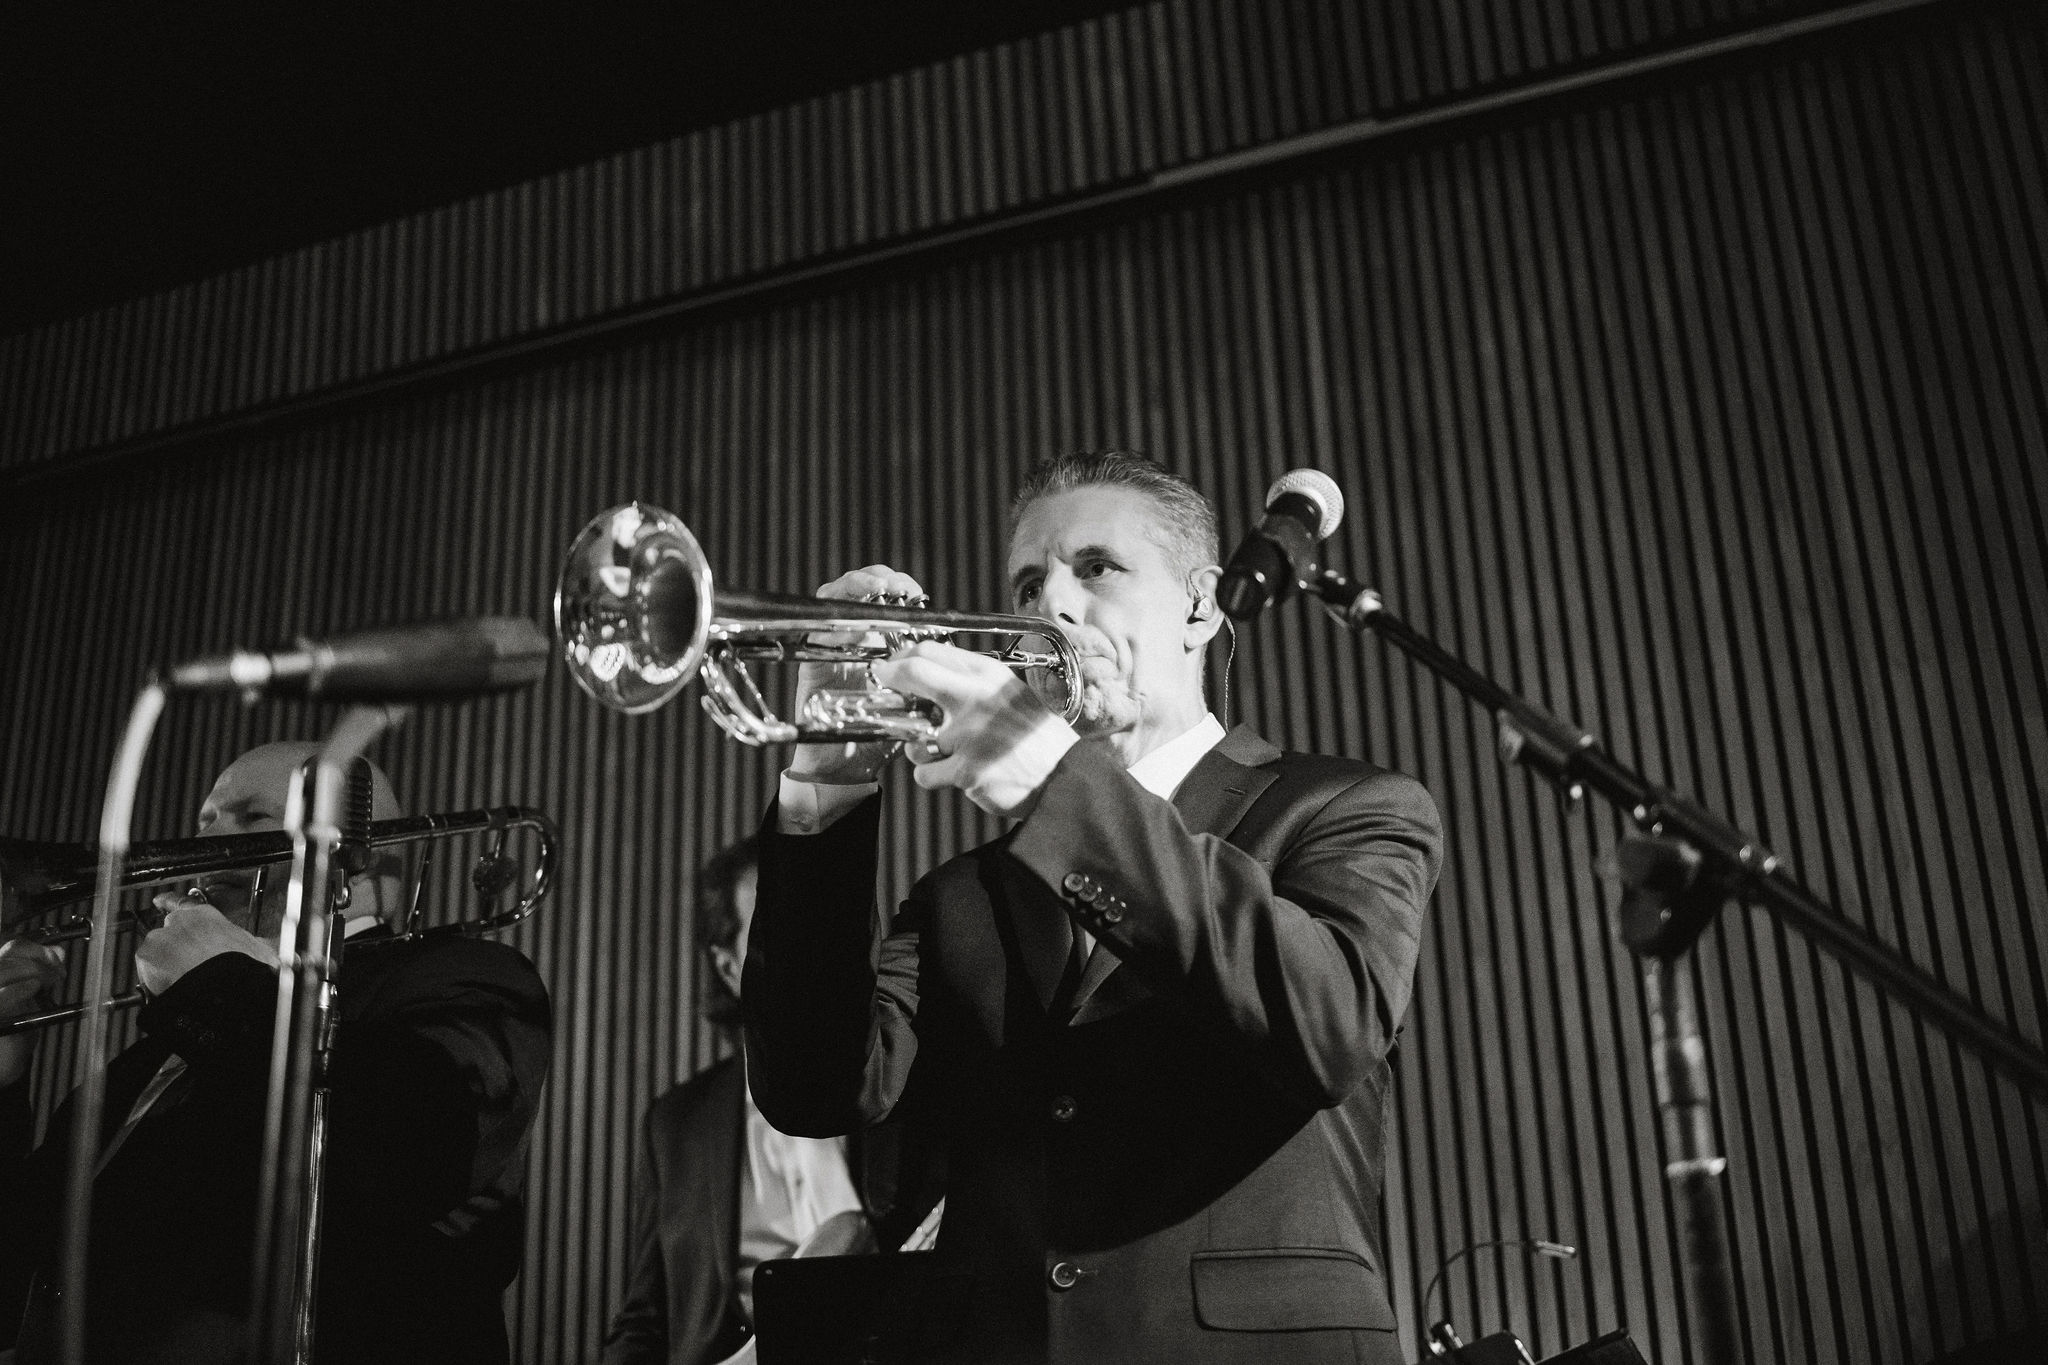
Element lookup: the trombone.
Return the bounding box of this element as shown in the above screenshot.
[0,806,556,1035]
[556,501,1085,735]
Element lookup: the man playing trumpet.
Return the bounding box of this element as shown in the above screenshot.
[0,742,552,1365]
[743,453,1444,1363]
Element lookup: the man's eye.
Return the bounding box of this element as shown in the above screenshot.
[1079,559,1117,579]
[1016,581,1041,604]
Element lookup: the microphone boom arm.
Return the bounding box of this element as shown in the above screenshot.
[1305,561,2043,1363]
[1308,565,2048,1099]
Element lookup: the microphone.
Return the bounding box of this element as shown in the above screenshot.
[167,616,550,703]
[1216,469,1345,620]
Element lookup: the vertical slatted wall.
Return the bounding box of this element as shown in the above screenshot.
[0,0,1861,477]
[2,2,2043,1362]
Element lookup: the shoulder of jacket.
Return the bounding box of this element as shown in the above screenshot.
[1264,748,1382,791]
[656,1055,742,1117]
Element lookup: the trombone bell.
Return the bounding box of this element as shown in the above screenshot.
[0,835,96,928]
[554,501,1082,742]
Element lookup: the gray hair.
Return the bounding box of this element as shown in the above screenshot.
[1008,451,1220,581]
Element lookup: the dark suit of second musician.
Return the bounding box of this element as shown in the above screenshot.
[0,931,551,1365]
[602,1056,925,1365]
[744,726,1442,1364]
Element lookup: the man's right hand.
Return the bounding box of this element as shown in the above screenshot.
[133,899,277,997]
[786,565,928,785]
[0,938,68,1088]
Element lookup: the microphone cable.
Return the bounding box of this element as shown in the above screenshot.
[1420,1236,1579,1356]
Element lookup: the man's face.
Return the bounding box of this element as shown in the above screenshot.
[1007,485,1207,737]
[185,742,396,939]
[190,743,306,938]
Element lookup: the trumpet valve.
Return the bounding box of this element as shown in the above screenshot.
[798,687,943,741]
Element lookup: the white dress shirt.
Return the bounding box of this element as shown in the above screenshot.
[1122,712,1227,802]
[735,1075,863,1324]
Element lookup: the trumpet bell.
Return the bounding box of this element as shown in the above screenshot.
[555,502,713,715]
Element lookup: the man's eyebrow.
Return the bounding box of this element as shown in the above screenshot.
[1008,543,1124,591]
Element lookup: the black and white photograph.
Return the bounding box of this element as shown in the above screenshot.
[1,3,2042,1363]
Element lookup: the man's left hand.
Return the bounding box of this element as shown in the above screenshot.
[873,642,1079,820]
[134,897,279,996]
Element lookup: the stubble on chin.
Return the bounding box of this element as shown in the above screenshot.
[1063,652,1141,733]
[1071,680,1141,734]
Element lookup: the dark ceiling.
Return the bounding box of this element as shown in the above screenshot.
[0,1,1133,337]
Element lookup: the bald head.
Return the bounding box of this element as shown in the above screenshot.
[197,742,402,836]
[194,742,405,931]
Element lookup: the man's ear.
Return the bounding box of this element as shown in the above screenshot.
[1184,565,1225,647]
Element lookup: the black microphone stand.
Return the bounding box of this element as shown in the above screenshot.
[248,703,411,1364]
[1299,567,2048,1363]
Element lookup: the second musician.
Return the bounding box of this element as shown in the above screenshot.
[742,453,1443,1363]
[603,836,935,1365]
[0,742,553,1365]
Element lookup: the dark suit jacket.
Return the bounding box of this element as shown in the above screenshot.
[0,929,553,1365]
[601,1058,752,1365]
[744,726,1442,1365]
[601,1053,933,1365]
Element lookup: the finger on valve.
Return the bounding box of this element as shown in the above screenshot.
[807,565,928,647]
[789,564,927,782]
[871,645,990,720]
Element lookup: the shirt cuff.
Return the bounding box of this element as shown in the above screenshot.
[777,772,881,835]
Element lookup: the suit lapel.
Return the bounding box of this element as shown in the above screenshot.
[1166,728,1279,845]
[1065,925,1128,1020]
[1065,727,1279,1024]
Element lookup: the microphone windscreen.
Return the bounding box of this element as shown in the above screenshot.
[1264,469,1345,541]
[316,616,550,701]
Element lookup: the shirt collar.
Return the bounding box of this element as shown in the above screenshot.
[1125,713,1227,800]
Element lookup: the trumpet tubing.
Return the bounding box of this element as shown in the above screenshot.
[555,501,1081,741]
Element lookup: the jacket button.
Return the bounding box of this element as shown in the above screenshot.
[1061,872,1088,895]
[1100,901,1124,923]
[1050,1095,1077,1123]
[1048,1261,1085,1290]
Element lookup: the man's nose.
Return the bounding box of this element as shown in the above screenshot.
[1035,570,1084,626]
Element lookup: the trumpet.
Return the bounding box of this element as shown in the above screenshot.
[555,501,1084,739]
[0,806,556,1035]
